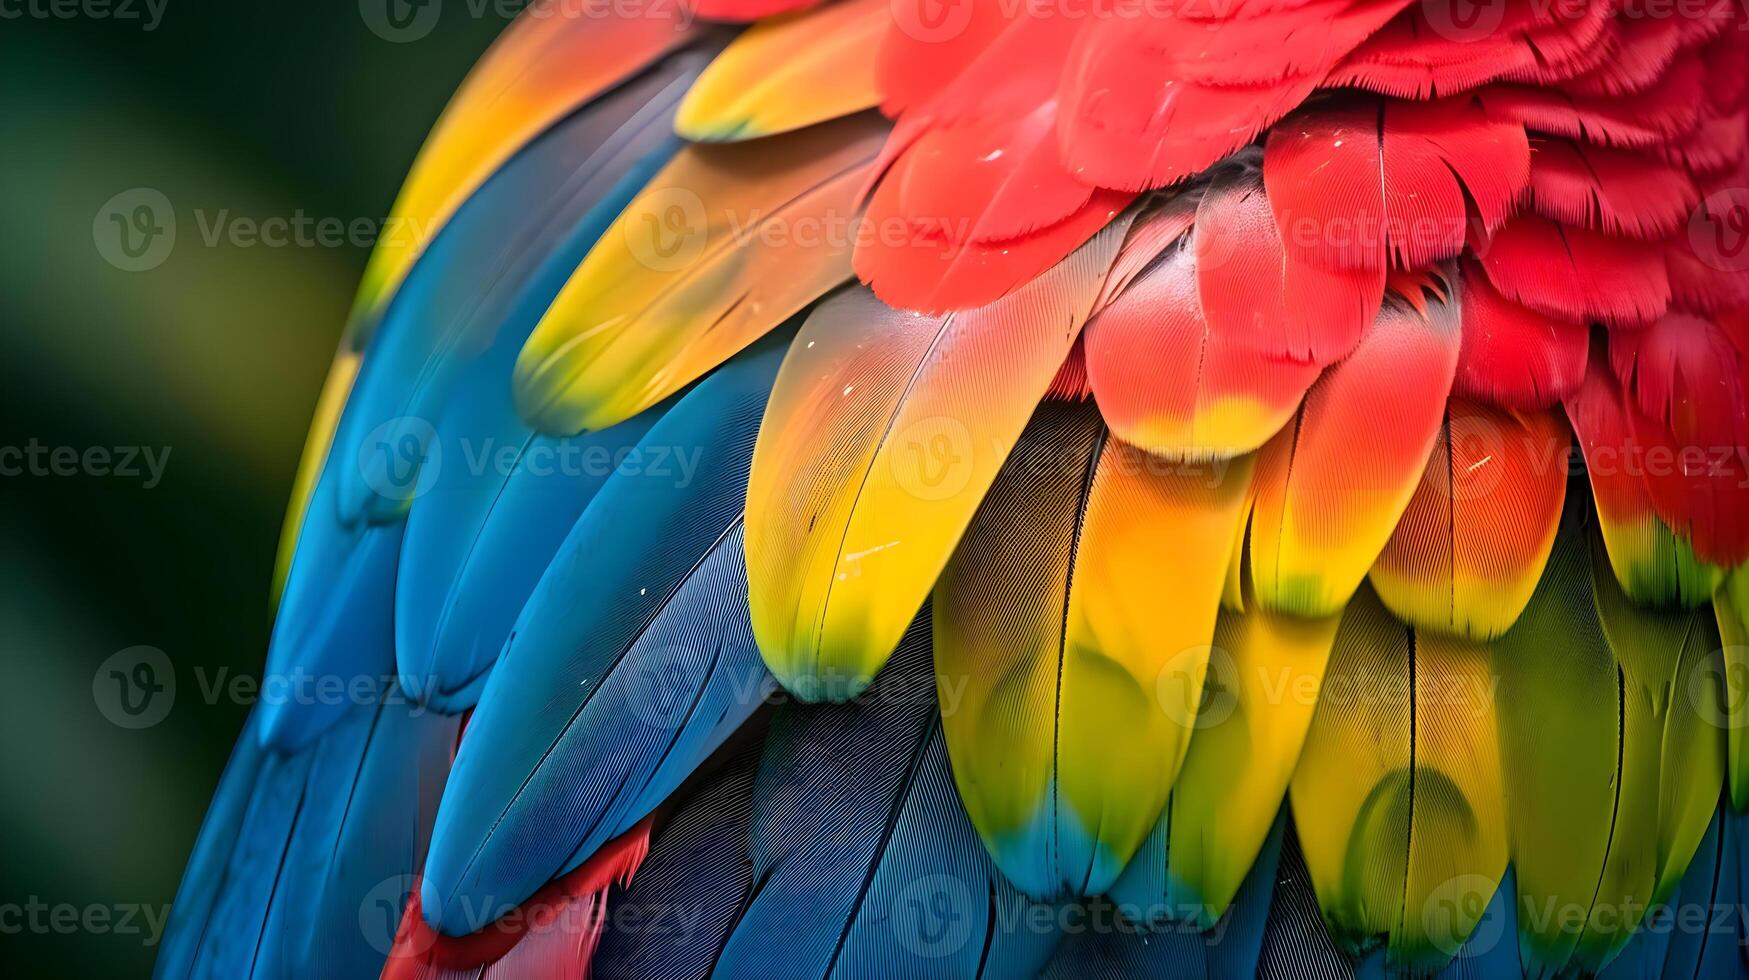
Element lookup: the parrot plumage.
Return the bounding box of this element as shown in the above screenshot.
[162,0,1749,976]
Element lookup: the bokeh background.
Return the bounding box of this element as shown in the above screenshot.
[0,4,508,975]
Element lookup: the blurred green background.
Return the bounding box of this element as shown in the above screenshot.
[0,4,506,975]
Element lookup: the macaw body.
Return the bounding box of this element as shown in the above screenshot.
[160,1,1749,977]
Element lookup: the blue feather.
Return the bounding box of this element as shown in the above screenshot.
[1040,814,1285,980]
[329,52,709,526]
[276,698,458,978]
[392,89,692,710]
[157,698,458,980]
[259,517,399,749]
[158,709,347,978]
[261,49,710,749]
[421,340,786,936]
[593,743,764,980]
[1256,820,1355,980]
[155,714,273,979]
[1428,865,1522,980]
[1600,801,1746,980]
[713,619,1062,980]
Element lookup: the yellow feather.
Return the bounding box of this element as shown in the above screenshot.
[1138,605,1340,925]
[746,217,1130,700]
[933,408,1254,898]
[676,0,885,141]
[515,115,888,434]
[1289,586,1506,972]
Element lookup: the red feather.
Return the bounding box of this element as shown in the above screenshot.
[1561,1,1730,98]
[1628,409,1749,567]
[381,820,651,980]
[1085,202,1324,458]
[877,0,1012,116]
[1453,258,1588,409]
[1478,216,1670,327]
[1611,312,1749,457]
[1668,217,1749,315]
[1334,0,1614,98]
[1055,0,1411,190]
[1264,96,1529,271]
[1568,330,1749,568]
[895,14,1071,128]
[1660,105,1749,176]
[889,103,1092,245]
[1196,168,1383,362]
[688,0,822,20]
[856,100,1133,311]
[1477,55,1708,150]
[1526,138,1700,240]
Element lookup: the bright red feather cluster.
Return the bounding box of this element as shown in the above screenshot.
[855,0,1749,564]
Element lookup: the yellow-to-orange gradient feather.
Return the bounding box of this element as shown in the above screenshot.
[745,218,1129,700]
[1248,292,1462,618]
[1370,400,1569,639]
[515,115,888,434]
[676,0,884,141]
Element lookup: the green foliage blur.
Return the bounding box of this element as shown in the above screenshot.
[0,3,505,975]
